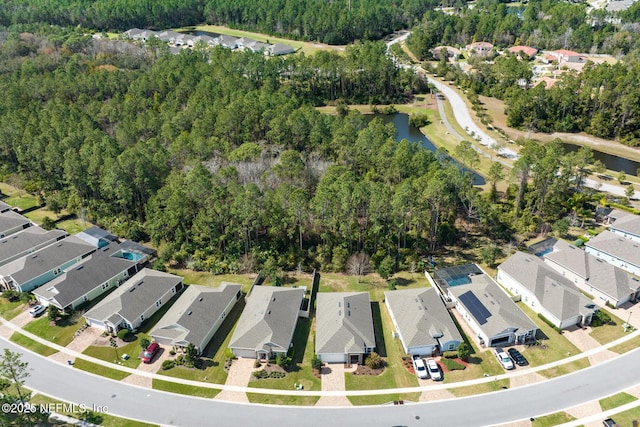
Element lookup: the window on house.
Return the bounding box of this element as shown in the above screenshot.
[448,344,454,350]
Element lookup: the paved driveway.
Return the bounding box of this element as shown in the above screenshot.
[215,357,255,402]
[316,364,351,406]
[11,307,37,328]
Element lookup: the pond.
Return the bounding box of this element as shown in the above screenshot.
[187,30,221,38]
[562,143,640,176]
[370,113,486,185]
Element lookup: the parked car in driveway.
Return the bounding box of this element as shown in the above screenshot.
[602,418,619,427]
[494,347,514,370]
[508,348,528,366]
[29,305,46,317]
[412,355,428,379]
[141,342,159,364]
[426,358,442,381]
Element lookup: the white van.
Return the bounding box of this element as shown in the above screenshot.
[29,305,46,317]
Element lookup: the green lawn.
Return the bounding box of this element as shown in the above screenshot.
[610,335,640,354]
[166,268,255,294]
[23,207,66,225]
[449,378,510,397]
[531,411,577,427]
[0,298,26,320]
[248,317,321,392]
[603,405,640,426]
[589,309,628,345]
[538,359,590,379]
[30,393,158,427]
[600,392,637,411]
[247,393,320,406]
[23,315,84,346]
[346,392,421,406]
[159,299,245,384]
[82,333,149,368]
[9,332,58,356]
[516,302,582,367]
[55,217,90,235]
[3,193,38,210]
[152,379,220,398]
[73,359,130,381]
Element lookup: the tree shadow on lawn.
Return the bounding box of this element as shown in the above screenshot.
[291,317,312,365]
[371,302,387,358]
[393,277,416,287]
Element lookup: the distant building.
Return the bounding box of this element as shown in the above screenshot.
[465,42,493,56]
[508,45,538,59]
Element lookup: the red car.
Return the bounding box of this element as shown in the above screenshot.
[141,343,159,364]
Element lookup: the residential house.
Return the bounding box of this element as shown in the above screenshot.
[84,268,183,333]
[608,213,640,243]
[0,235,96,292]
[0,210,32,238]
[269,43,295,56]
[315,292,375,364]
[150,283,242,354]
[236,37,257,51]
[465,41,493,56]
[124,29,157,41]
[385,288,463,356]
[156,30,182,44]
[433,264,537,347]
[497,251,598,329]
[586,230,640,277]
[229,286,304,359]
[216,35,238,50]
[508,45,538,59]
[32,244,139,311]
[431,46,461,60]
[542,238,640,308]
[76,226,118,248]
[0,227,66,267]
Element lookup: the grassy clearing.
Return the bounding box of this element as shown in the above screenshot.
[73,359,130,381]
[589,309,628,345]
[159,299,245,384]
[9,332,58,356]
[247,393,320,406]
[2,190,38,210]
[23,315,83,346]
[347,392,421,406]
[166,268,255,294]
[151,379,220,398]
[538,359,590,379]
[515,302,582,367]
[604,405,640,426]
[531,411,577,427]
[319,271,429,303]
[176,24,344,56]
[55,217,90,235]
[82,334,149,369]
[600,392,637,411]
[610,335,640,354]
[449,378,510,397]
[30,393,158,427]
[248,316,321,391]
[0,298,26,320]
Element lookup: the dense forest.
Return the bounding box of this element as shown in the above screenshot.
[0,0,437,45]
[407,0,640,57]
[0,27,602,276]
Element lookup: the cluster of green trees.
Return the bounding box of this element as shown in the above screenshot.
[407,0,635,58]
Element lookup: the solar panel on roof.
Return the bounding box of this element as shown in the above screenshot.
[458,291,492,325]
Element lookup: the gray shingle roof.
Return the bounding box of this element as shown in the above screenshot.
[229,286,304,353]
[499,252,597,320]
[385,288,462,350]
[0,228,66,266]
[270,43,295,55]
[316,292,375,355]
[0,201,10,213]
[84,268,182,326]
[586,230,640,267]
[544,239,640,301]
[609,214,640,238]
[32,244,137,309]
[448,268,536,337]
[0,210,31,235]
[0,235,95,285]
[150,283,242,350]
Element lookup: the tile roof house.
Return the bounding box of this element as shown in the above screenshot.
[229,286,305,359]
[585,230,640,277]
[0,235,96,292]
[32,244,140,311]
[84,268,183,333]
[315,292,375,364]
[435,264,537,347]
[0,210,33,238]
[497,252,598,329]
[0,227,66,267]
[465,41,493,56]
[508,45,538,59]
[385,288,463,356]
[540,238,640,308]
[150,283,242,354]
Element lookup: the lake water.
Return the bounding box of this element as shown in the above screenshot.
[188,30,221,38]
[562,143,640,175]
[370,113,486,185]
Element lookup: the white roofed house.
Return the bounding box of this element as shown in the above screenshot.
[229,286,305,359]
[315,292,375,364]
[385,288,463,356]
[83,268,183,334]
[150,283,242,354]
[497,252,598,329]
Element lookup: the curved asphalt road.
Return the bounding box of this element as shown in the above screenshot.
[6,337,640,427]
